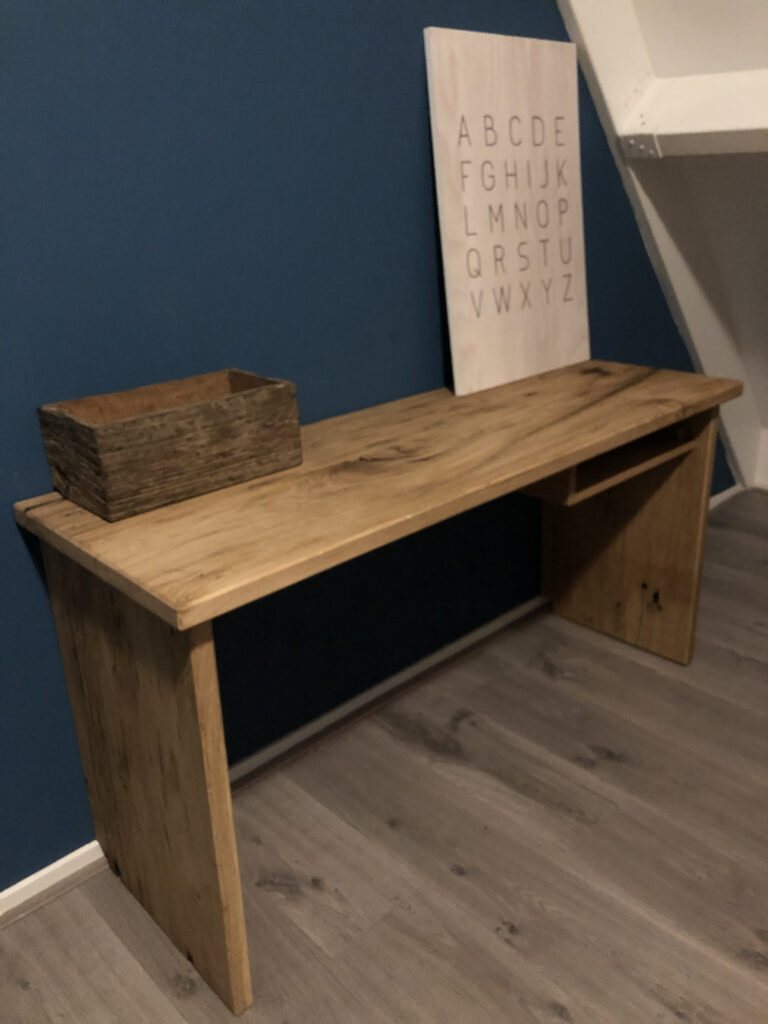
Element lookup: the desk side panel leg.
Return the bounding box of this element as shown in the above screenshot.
[41,544,252,1014]
[542,410,718,665]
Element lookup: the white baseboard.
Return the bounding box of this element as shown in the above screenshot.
[0,840,106,929]
[229,595,548,784]
[709,483,744,510]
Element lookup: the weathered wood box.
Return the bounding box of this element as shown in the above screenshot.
[38,369,302,521]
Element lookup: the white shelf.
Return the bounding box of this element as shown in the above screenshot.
[619,69,768,158]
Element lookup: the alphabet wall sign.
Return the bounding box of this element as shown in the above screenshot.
[425,27,590,395]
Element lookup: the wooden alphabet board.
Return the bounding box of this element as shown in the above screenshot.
[425,27,590,394]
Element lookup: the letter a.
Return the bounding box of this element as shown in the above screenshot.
[458,115,472,147]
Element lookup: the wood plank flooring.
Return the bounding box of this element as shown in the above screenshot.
[2,489,766,1023]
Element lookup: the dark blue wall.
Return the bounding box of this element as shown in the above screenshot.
[0,0,733,890]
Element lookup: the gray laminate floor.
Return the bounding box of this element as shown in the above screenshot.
[2,489,767,1023]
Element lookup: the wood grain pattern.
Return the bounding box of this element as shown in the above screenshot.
[542,408,719,663]
[38,369,301,521]
[425,27,589,394]
[40,545,252,1014]
[16,361,742,629]
[2,492,765,1023]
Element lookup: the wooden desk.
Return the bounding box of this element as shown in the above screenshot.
[14,360,742,1014]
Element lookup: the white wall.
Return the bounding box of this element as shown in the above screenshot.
[633,0,768,77]
[632,153,768,485]
[633,153,768,427]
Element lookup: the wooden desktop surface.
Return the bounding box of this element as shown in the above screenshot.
[15,360,742,630]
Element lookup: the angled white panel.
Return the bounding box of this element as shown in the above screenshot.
[558,0,766,487]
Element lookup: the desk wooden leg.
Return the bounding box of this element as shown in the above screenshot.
[41,544,252,1015]
[542,410,718,665]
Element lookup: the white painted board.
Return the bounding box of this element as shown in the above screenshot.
[425,27,590,394]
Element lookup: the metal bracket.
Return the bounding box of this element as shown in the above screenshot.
[619,133,661,160]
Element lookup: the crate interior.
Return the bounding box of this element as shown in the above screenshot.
[45,370,274,426]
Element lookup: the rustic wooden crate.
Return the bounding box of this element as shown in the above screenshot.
[38,369,301,521]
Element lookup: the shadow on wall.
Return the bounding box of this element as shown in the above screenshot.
[633,152,768,419]
[215,492,540,764]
